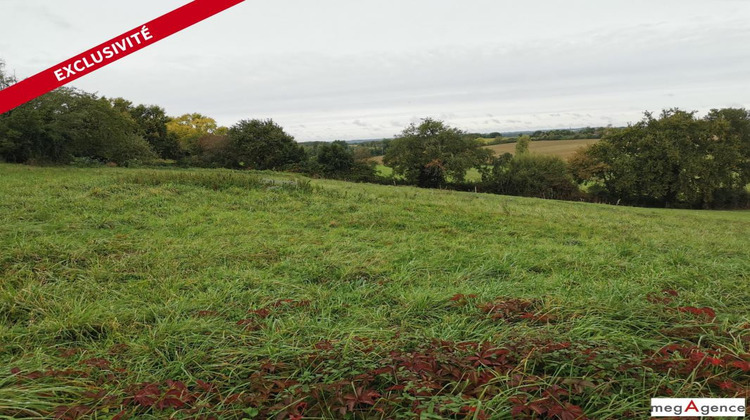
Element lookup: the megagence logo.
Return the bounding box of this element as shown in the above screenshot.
[651,398,746,417]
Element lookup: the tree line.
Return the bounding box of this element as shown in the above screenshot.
[570,109,750,209]
[381,113,749,209]
[356,127,608,158]
[0,60,376,181]
[477,127,608,146]
[1,59,748,209]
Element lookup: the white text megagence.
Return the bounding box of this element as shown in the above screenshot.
[54,26,154,82]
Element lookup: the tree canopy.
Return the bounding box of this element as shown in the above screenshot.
[226,119,306,170]
[482,153,580,200]
[384,118,493,187]
[109,99,181,160]
[167,113,227,153]
[0,88,155,164]
[571,109,750,208]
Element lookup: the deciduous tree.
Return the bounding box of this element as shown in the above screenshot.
[384,118,493,187]
[109,99,181,160]
[226,119,306,170]
[574,109,750,208]
[0,88,155,164]
[167,113,226,153]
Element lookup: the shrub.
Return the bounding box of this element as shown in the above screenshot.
[0,88,157,165]
[186,134,231,167]
[99,133,158,166]
[572,109,750,208]
[226,119,306,170]
[315,141,354,175]
[308,141,377,182]
[482,154,581,200]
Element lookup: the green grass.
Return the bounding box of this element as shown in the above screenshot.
[0,164,748,419]
[375,164,393,177]
[465,168,482,182]
[376,164,481,182]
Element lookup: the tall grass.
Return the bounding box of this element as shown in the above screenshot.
[0,164,748,419]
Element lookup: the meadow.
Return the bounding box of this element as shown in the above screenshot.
[0,164,748,419]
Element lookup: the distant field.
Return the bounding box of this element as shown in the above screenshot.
[376,164,480,182]
[1,164,748,419]
[485,138,599,160]
[371,139,599,166]
[375,164,392,177]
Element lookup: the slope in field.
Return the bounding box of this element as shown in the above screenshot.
[1,165,747,419]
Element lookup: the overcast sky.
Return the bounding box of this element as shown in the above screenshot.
[2,0,750,141]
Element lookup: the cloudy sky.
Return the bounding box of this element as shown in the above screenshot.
[2,0,750,141]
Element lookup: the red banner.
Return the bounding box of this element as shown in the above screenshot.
[0,0,245,115]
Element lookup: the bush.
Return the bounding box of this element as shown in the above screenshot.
[0,88,157,165]
[574,109,750,208]
[314,141,354,175]
[306,141,378,182]
[185,134,231,167]
[482,154,581,200]
[100,133,158,166]
[226,119,306,170]
[710,188,750,209]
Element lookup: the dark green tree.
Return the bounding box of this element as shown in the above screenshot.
[0,88,155,164]
[226,119,306,170]
[383,118,493,187]
[705,108,750,171]
[189,134,231,167]
[515,135,531,155]
[574,109,750,208]
[108,99,182,160]
[130,105,182,160]
[482,153,580,200]
[308,140,377,181]
[702,108,750,207]
[315,141,354,175]
[0,60,18,161]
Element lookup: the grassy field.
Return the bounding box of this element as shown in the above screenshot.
[375,164,393,178]
[0,164,748,419]
[375,165,481,182]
